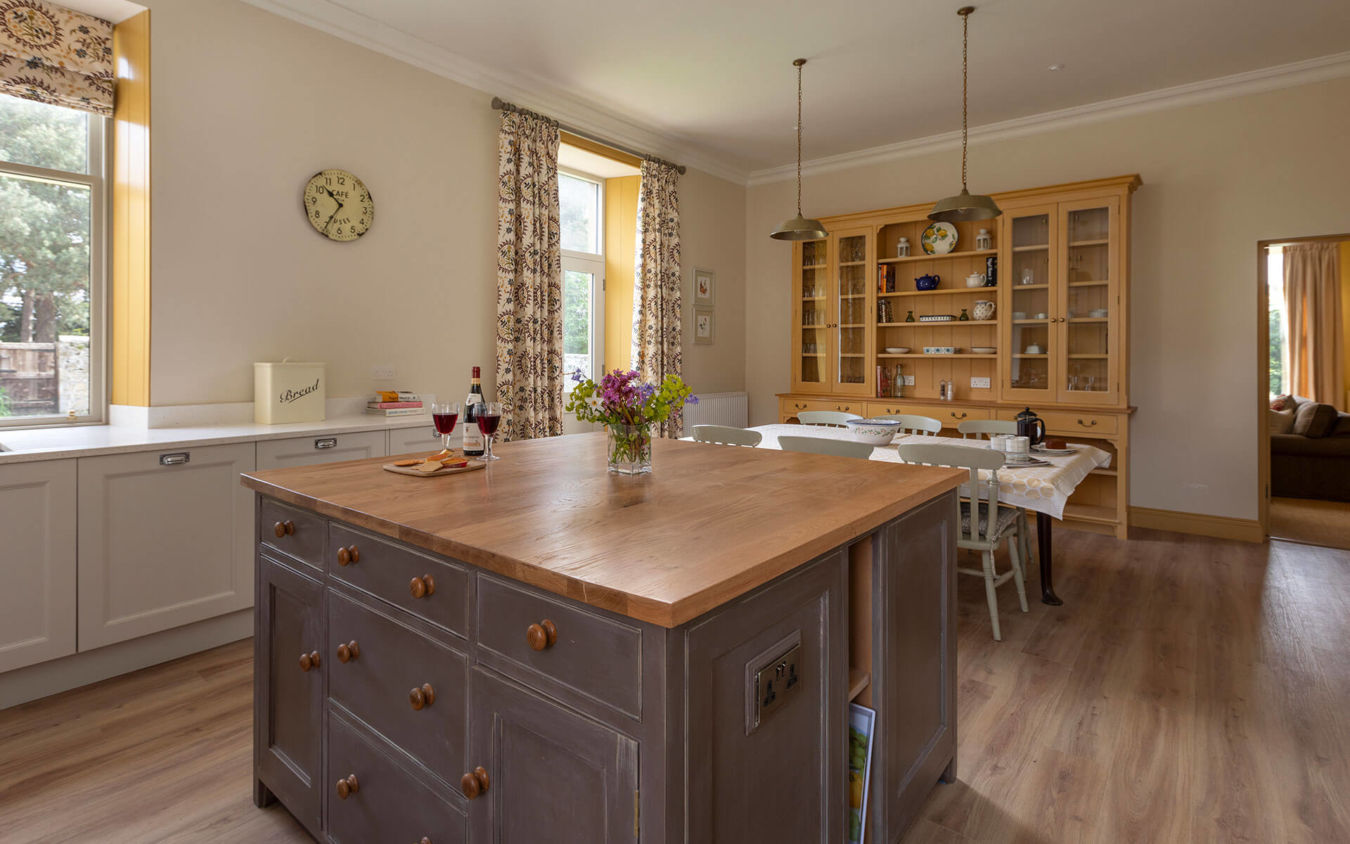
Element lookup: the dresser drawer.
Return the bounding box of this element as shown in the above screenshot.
[780,397,865,419]
[328,592,469,787]
[327,711,467,844]
[866,403,993,427]
[476,575,642,719]
[329,524,470,636]
[1039,410,1119,437]
[259,497,326,570]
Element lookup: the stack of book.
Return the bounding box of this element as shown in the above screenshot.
[366,391,425,417]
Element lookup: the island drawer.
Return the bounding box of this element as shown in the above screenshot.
[328,523,470,636]
[1039,410,1118,437]
[328,591,469,788]
[476,575,643,719]
[259,497,326,570]
[327,711,467,844]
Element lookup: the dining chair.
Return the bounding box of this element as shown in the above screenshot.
[691,425,762,447]
[779,435,874,460]
[875,414,942,436]
[796,410,862,427]
[898,442,1029,641]
[957,419,1017,440]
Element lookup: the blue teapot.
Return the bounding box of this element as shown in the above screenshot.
[915,273,940,291]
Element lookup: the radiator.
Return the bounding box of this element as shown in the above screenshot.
[683,391,749,429]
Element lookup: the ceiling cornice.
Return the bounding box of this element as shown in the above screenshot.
[242,0,753,184]
[747,49,1350,186]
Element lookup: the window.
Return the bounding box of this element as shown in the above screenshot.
[560,170,604,386]
[1268,247,1287,396]
[0,96,106,425]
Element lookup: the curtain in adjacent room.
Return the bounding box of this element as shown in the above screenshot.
[1285,242,1345,407]
[631,159,683,437]
[0,1,114,116]
[495,108,563,440]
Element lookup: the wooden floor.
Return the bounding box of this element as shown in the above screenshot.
[1270,495,1350,550]
[1,528,1348,843]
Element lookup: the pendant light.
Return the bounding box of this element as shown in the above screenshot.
[930,7,1001,222]
[770,58,829,241]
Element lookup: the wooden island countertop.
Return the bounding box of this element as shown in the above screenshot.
[240,432,963,627]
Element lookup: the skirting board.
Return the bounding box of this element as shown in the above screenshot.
[0,609,252,710]
[1129,506,1264,543]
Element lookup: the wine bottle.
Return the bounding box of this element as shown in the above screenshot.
[462,366,485,456]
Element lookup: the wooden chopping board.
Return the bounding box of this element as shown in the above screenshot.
[382,460,486,478]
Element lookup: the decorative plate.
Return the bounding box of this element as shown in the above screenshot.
[921,222,958,255]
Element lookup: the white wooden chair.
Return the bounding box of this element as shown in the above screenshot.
[875,414,942,436]
[796,410,862,427]
[691,425,762,447]
[779,435,874,460]
[957,419,1017,440]
[898,442,1029,641]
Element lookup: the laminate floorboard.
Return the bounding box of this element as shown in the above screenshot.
[0,528,1346,843]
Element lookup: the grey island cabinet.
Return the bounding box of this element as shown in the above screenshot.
[242,433,964,843]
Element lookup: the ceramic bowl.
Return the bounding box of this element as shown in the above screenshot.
[884,347,911,354]
[972,346,997,354]
[845,418,901,446]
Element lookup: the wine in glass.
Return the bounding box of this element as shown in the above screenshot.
[476,401,502,462]
[431,401,461,452]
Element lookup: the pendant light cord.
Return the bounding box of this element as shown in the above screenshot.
[960,8,969,192]
[795,58,805,216]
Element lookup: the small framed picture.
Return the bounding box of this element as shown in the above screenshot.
[848,703,877,844]
[694,307,714,345]
[693,268,715,305]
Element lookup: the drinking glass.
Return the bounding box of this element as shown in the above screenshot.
[476,401,503,462]
[431,401,461,451]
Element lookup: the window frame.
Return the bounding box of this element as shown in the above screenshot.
[0,105,108,429]
[559,166,605,390]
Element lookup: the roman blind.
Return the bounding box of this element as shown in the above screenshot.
[0,1,113,116]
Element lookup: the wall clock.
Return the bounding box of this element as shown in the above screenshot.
[302,169,373,241]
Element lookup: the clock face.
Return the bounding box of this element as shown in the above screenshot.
[303,169,373,242]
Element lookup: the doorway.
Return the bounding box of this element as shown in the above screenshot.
[1258,235,1350,548]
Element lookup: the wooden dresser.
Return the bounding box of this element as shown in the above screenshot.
[782,175,1139,538]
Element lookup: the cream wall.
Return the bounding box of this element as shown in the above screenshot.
[143,0,745,408]
[746,76,1350,521]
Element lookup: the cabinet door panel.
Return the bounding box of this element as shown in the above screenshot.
[388,424,444,457]
[0,460,76,672]
[468,668,637,843]
[256,431,385,470]
[78,442,255,648]
[1058,197,1121,405]
[1000,204,1059,403]
[256,555,324,837]
[792,238,831,392]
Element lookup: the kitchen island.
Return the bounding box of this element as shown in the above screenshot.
[242,432,964,843]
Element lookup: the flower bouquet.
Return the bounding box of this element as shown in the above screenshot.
[565,369,695,474]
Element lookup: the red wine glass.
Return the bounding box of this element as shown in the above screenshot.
[476,401,502,462]
[431,401,461,452]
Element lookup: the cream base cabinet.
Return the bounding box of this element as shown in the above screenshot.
[257,431,386,470]
[0,460,77,672]
[77,443,256,650]
[387,423,443,456]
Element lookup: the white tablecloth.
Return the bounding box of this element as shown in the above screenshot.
[747,424,1111,520]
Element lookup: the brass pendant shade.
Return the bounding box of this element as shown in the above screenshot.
[771,59,828,241]
[930,7,1001,223]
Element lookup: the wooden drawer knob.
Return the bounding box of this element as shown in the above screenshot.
[409,682,436,710]
[460,766,490,799]
[273,520,295,538]
[336,545,360,566]
[526,619,558,651]
[951,411,968,420]
[337,640,360,663]
[336,774,359,800]
[1077,418,1097,427]
[298,650,320,672]
[409,574,436,599]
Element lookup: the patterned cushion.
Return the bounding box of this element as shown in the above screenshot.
[960,502,1021,538]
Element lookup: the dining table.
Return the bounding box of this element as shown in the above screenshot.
[740,424,1114,605]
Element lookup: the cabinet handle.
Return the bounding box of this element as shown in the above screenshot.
[337,640,360,663]
[298,650,321,672]
[336,545,360,566]
[273,520,295,538]
[1077,418,1098,427]
[526,619,559,651]
[951,411,968,420]
[460,766,491,799]
[314,437,338,449]
[159,452,190,466]
[409,683,436,710]
[336,774,359,800]
[409,574,436,599]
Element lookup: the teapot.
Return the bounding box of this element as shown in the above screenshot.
[1016,407,1046,446]
[915,273,940,291]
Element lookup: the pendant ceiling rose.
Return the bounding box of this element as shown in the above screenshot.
[930,6,1002,223]
[771,58,829,241]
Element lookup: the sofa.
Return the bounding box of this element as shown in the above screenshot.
[1270,396,1350,501]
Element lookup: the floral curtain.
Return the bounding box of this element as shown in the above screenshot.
[631,159,683,437]
[0,1,113,116]
[1285,242,1344,406]
[495,109,564,441]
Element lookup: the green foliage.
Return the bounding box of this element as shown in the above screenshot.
[0,385,10,417]
[564,370,693,428]
[562,270,591,355]
[1269,307,1285,395]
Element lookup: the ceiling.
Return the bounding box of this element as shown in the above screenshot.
[65,0,143,24]
[261,0,1350,179]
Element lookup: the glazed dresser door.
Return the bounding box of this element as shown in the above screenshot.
[793,237,831,393]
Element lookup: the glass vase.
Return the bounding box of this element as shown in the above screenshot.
[607,423,653,475]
